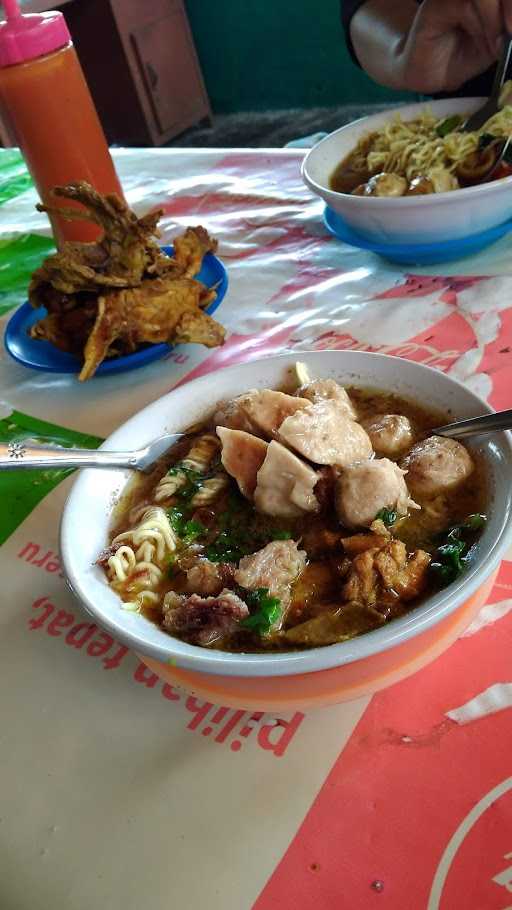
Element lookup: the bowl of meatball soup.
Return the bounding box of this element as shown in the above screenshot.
[302,98,512,245]
[60,351,512,707]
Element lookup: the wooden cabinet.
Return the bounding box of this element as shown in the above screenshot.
[7,0,211,147]
[131,4,210,138]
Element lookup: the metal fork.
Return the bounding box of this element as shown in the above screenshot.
[462,37,512,132]
[0,433,181,472]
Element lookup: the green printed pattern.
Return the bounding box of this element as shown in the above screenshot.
[0,150,32,205]
[1,410,103,546]
[0,233,55,316]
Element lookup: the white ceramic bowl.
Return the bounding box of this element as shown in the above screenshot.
[302,97,512,244]
[61,351,512,678]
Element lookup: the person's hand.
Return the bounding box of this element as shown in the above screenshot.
[399,0,512,93]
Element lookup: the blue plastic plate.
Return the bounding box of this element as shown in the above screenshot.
[324,206,512,266]
[4,245,228,376]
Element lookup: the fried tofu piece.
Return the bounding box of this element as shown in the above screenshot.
[341,538,431,607]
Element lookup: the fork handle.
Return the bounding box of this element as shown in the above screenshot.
[492,36,512,96]
[0,441,137,471]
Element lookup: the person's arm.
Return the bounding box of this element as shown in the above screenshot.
[349,1,418,90]
[348,0,512,95]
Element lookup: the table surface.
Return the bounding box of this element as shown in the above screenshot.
[2,146,512,910]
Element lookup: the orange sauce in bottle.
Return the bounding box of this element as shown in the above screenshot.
[0,5,123,245]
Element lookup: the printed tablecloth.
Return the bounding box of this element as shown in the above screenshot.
[2,147,512,910]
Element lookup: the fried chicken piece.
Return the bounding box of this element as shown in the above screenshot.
[32,182,168,292]
[28,182,224,380]
[173,226,218,278]
[30,182,206,307]
[30,304,97,354]
[79,276,225,381]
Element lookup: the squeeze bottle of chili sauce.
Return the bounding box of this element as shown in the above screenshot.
[0,0,123,245]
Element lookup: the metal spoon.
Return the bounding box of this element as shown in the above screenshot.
[1,409,511,472]
[0,433,181,472]
[431,409,512,439]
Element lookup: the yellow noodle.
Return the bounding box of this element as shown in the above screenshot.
[353,105,512,188]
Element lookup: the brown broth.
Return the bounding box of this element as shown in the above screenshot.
[105,387,487,652]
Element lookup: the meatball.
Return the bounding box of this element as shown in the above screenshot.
[400,436,474,498]
[217,427,268,499]
[162,589,249,646]
[366,173,408,197]
[214,389,308,438]
[362,414,414,458]
[429,167,459,193]
[254,440,320,518]
[185,559,234,596]
[296,378,357,419]
[278,399,373,467]
[406,176,434,195]
[335,458,417,529]
[234,539,307,610]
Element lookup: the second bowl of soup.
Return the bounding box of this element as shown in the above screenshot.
[302,98,512,244]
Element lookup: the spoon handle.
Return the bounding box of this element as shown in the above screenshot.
[0,440,137,471]
[432,409,512,439]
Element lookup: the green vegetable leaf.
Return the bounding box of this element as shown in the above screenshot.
[463,513,486,531]
[240,588,282,635]
[206,528,252,563]
[168,506,186,535]
[166,463,216,504]
[167,507,206,545]
[182,519,206,545]
[430,514,486,588]
[167,555,176,578]
[436,115,463,138]
[167,464,200,479]
[478,132,496,151]
[430,561,458,585]
[375,507,398,527]
[271,529,292,540]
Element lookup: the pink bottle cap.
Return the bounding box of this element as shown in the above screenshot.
[0,0,70,67]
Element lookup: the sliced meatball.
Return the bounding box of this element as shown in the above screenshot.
[214,389,309,438]
[185,559,234,597]
[400,436,474,499]
[217,426,268,499]
[254,440,320,518]
[278,399,372,467]
[234,539,307,609]
[336,458,418,529]
[362,414,414,458]
[214,392,260,435]
[296,379,357,419]
[162,589,249,646]
[240,389,309,438]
